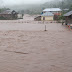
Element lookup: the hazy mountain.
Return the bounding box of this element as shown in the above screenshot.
[0,0,72,14]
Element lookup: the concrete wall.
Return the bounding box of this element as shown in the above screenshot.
[41,16,53,21]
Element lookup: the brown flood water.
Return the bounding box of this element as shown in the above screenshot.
[0,15,72,72]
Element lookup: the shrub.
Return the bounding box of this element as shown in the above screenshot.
[0,16,7,20]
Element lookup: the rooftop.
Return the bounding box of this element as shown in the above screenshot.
[0,10,12,14]
[43,8,62,12]
[0,10,17,15]
[64,11,72,16]
[41,12,54,16]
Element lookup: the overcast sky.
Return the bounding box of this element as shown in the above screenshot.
[0,0,51,6]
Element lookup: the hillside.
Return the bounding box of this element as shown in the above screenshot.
[1,0,72,15]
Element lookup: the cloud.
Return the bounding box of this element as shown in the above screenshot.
[2,0,43,5]
[0,0,54,7]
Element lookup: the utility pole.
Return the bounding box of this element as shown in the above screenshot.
[62,0,64,12]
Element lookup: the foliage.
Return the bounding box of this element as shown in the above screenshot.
[58,15,64,20]
[0,8,10,13]
[0,16,7,20]
[18,0,72,15]
[69,4,72,11]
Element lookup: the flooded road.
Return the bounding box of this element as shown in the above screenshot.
[0,22,68,31]
[0,16,72,72]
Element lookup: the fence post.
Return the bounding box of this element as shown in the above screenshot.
[44,25,47,31]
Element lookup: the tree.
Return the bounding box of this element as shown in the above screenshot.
[69,4,72,11]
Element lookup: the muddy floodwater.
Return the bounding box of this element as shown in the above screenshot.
[0,15,72,72]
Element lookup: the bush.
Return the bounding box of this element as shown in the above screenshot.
[0,16,7,20]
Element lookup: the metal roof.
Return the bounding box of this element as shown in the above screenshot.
[43,8,62,12]
[64,11,72,16]
[0,10,12,14]
[0,10,17,15]
[63,9,69,11]
[41,12,54,16]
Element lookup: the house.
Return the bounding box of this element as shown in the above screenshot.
[43,8,62,20]
[0,10,18,20]
[41,12,54,21]
[34,8,62,21]
[64,11,72,25]
[43,8,62,15]
[34,16,41,21]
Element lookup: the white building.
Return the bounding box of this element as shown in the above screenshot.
[43,8,62,15]
[17,14,23,19]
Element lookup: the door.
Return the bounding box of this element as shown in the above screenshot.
[43,17,45,20]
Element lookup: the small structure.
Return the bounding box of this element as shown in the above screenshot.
[64,11,72,24]
[64,11,72,28]
[17,14,23,19]
[41,12,54,21]
[34,16,41,21]
[0,10,18,20]
[63,9,69,12]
